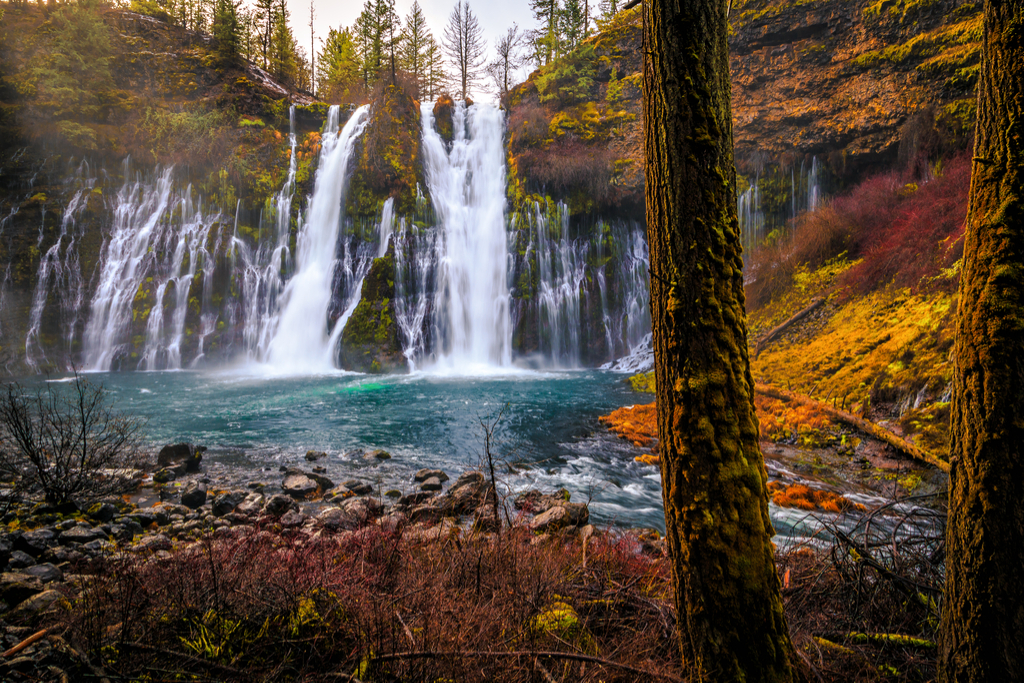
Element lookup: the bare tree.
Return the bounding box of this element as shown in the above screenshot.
[487,24,528,98]
[442,0,486,100]
[0,373,146,506]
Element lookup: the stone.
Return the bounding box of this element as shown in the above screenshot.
[8,550,36,569]
[408,502,443,524]
[384,489,401,498]
[0,573,44,606]
[15,529,55,557]
[317,507,355,531]
[23,563,62,584]
[397,491,434,507]
[367,449,391,460]
[403,519,456,544]
[514,489,572,515]
[86,502,117,523]
[58,526,108,545]
[441,471,489,515]
[305,470,334,492]
[339,496,381,523]
[414,468,449,483]
[283,473,318,500]
[264,494,296,517]
[156,443,205,472]
[528,503,589,532]
[180,482,208,510]
[278,510,306,528]
[211,491,247,517]
[153,468,177,484]
[420,476,443,492]
[236,492,265,516]
[305,450,326,462]
[343,480,372,495]
[137,534,172,553]
[10,588,64,615]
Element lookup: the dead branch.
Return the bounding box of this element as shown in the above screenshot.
[2,629,48,658]
[755,296,827,356]
[754,383,949,472]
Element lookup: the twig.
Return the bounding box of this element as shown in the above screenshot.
[368,649,686,682]
[2,629,48,658]
[755,296,827,356]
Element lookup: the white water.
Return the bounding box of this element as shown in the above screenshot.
[25,162,94,370]
[420,100,511,370]
[264,105,369,373]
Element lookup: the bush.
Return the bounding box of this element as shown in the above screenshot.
[0,373,145,506]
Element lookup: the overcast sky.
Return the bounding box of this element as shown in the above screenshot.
[279,0,538,100]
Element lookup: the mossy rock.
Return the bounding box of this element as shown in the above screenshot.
[337,245,405,374]
[433,94,455,144]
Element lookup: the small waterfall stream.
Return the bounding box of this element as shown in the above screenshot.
[420,100,511,370]
[265,105,369,372]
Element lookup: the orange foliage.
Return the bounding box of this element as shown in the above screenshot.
[767,482,866,514]
[755,394,833,446]
[599,403,658,448]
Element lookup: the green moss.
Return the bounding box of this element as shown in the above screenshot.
[338,248,404,373]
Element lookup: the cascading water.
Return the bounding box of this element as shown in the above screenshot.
[420,100,511,370]
[265,104,369,372]
[738,180,765,255]
[533,202,588,367]
[25,161,94,369]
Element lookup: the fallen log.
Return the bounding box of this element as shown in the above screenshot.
[754,296,827,356]
[754,383,950,473]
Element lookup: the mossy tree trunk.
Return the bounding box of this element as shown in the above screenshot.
[940,0,1024,679]
[642,0,796,680]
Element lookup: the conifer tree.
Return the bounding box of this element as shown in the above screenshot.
[597,0,618,25]
[442,0,486,99]
[642,0,798,677]
[318,27,362,103]
[400,1,432,96]
[212,0,240,65]
[423,35,448,100]
[561,0,587,51]
[269,0,298,84]
[939,0,1024,679]
[253,0,275,69]
[530,0,560,65]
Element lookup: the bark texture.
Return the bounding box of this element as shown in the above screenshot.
[940,0,1024,679]
[642,0,796,681]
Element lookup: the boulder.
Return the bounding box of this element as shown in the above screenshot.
[8,550,36,569]
[420,477,443,492]
[414,469,449,483]
[440,471,489,515]
[14,529,55,557]
[153,468,177,484]
[278,510,306,528]
[317,508,355,531]
[236,492,265,516]
[408,502,444,524]
[211,491,247,517]
[86,502,117,523]
[58,526,108,545]
[528,503,589,532]
[180,482,208,510]
[305,450,327,462]
[156,443,205,473]
[9,588,64,615]
[343,480,373,495]
[397,491,434,508]
[367,449,391,460]
[23,563,63,584]
[137,534,172,552]
[403,519,456,544]
[339,496,382,523]
[0,573,44,606]
[283,473,319,500]
[265,493,297,516]
[514,489,572,515]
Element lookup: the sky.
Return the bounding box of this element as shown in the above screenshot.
[280,0,539,99]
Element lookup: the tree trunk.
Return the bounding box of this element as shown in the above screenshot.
[642,0,796,681]
[940,0,1024,679]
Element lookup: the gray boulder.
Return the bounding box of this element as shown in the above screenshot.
[283,473,318,500]
[211,491,247,517]
[15,529,55,557]
[180,482,208,510]
[23,563,62,583]
[157,443,206,473]
[58,526,108,545]
[528,502,589,532]
[305,450,326,462]
[420,477,443,492]
[265,493,297,516]
[236,492,265,516]
[414,469,449,483]
[0,572,43,606]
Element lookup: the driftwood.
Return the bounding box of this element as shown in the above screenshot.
[2,629,48,658]
[754,383,950,473]
[754,296,827,356]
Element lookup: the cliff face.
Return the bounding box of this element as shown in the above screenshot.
[730,0,980,177]
[507,0,981,207]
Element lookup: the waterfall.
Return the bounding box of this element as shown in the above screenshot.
[533,202,588,367]
[235,106,300,362]
[82,163,218,371]
[25,161,94,370]
[738,180,765,255]
[265,104,369,372]
[394,223,438,370]
[420,100,511,370]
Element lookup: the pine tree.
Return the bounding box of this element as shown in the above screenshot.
[642,0,798,677]
[561,0,587,52]
[352,0,397,87]
[530,0,560,65]
[939,0,1024,679]
[269,0,298,84]
[400,0,432,96]
[253,0,275,69]
[442,0,486,99]
[318,27,362,103]
[212,0,240,65]
[423,35,448,100]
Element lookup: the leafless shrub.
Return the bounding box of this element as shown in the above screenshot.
[0,372,146,506]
